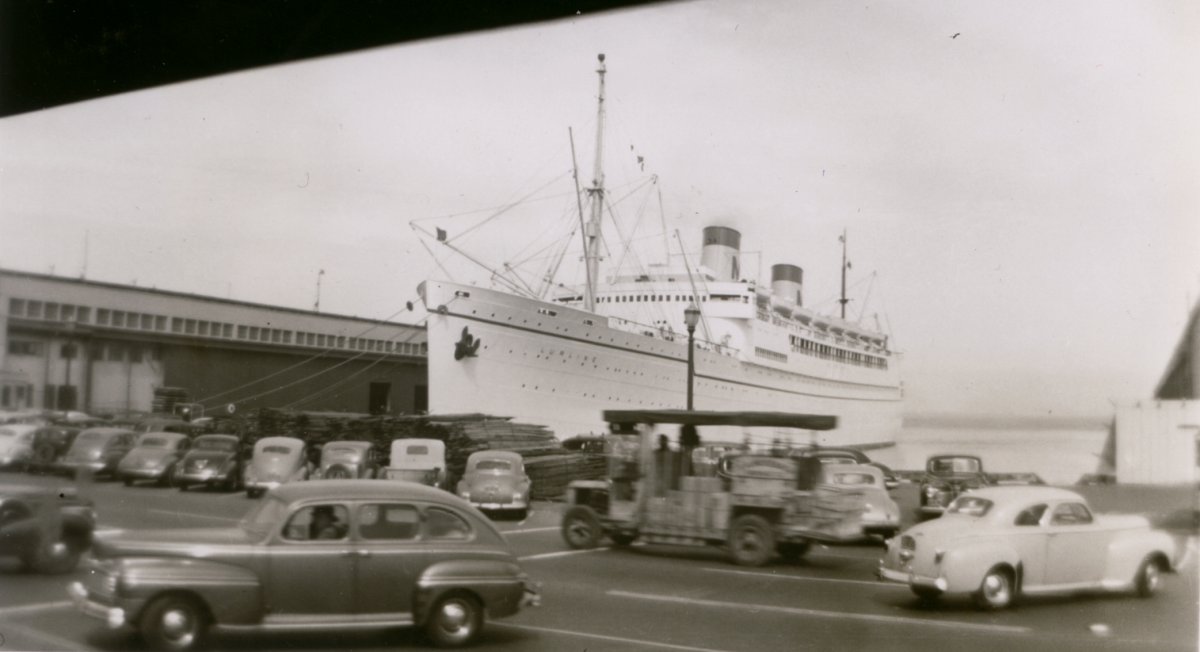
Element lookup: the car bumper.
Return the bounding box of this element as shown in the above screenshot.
[67,582,128,629]
[877,565,947,593]
[178,469,232,483]
[58,461,108,472]
[471,499,528,510]
[119,468,167,480]
[245,480,283,491]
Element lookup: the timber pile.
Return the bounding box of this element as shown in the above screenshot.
[208,409,607,497]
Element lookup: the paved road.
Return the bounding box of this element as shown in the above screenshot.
[0,472,1196,651]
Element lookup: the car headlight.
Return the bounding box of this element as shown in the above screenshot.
[513,491,524,500]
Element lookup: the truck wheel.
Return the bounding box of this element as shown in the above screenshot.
[728,515,775,566]
[777,541,810,562]
[561,506,602,549]
[425,592,483,648]
[1135,556,1163,597]
[140,594,210,651]
[974,566,1014,610]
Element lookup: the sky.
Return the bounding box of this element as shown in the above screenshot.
[1,0,1197,418]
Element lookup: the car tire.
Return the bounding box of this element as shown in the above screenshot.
[425,592,483,648]
[160,465,177,487]
[246,488,264,499]
[123,477,135,487]
[777,540,810,563]
[139,594,210,652]
[561,506,602,549]
[974,566,1015,610]
[22,537,84,574]
[728,515,775,567]
[1135,556,1163,598]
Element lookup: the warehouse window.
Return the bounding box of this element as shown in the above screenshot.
[61,305,75,321]
[7,340,42,356]
[113,311,126,327]
[155,315,167,331]
[107,344,123,361]
[128,346,143,363]
[77,307,91,323]
[26,301,43,318]
[198,321,210,336]
[140,314,153,329]
[185,319,196,335]
[237,325,247,339]
[8,298,25,316]
[45,303,60,321]
[222,324,232,338]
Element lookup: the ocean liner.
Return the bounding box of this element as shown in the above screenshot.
[418,55,903,447]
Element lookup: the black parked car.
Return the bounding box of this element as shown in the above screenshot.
[0,484,95,573]
[27,426,81,473]
[918,454,990,518]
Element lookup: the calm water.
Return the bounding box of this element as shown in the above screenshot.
[871,425,1109,486]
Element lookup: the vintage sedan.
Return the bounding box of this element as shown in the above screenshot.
[243,436,310,498]
[67,480,540,650]
[456,451,531,519]
[176,434,244,492]
[56,427,137,479]
[384,438,447,488]
[117,432,192,487]
[0,484,95,573]
[879,486,1178,609]
[825,464,900,539]
[918,454,990,517]
[0,423,39,470]
[312,440,382,480]
[26,425,81,473]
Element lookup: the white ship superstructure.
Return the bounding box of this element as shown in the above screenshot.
[418,55,903,447]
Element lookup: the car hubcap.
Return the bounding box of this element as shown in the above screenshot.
[1145,564,1160,591]
[737,531,764,555]
[162,608,195,645]
[437,601,469,635]
[983,574,1009,604]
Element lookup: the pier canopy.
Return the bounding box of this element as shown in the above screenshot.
[603,410,837,430]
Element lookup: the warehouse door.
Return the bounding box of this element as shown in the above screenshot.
[368,382,391,415]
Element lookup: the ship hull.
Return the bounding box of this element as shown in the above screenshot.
[422,280,902,447]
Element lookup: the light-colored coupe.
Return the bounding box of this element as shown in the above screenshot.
[243,436,310,498]
[457,450,531,519]
[879,486,1179,609]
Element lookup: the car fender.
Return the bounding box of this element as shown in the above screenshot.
[1105,529,1176,582]
[415,558,527,621]
[117,557,264,625]
[937,542,1022,593]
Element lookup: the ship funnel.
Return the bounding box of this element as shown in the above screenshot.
[771,264,803,306]
[701,226,742,281]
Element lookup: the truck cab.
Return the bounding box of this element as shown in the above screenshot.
[560,410,868,566]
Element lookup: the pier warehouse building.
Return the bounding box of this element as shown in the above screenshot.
[0,268,427,417]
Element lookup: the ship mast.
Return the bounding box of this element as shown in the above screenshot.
[839,228,849,320]
[583,53,607,312]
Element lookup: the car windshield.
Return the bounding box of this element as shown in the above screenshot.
[947,496,993,516]
[194,438,236,452]
[475,460,513,472]
[139,436,169,448]
[929,458,981,473]
[261,445,292,455]
[240,495,289,538]
[832,472,876,486]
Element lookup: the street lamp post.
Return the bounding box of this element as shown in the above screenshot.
[684,302,700,411]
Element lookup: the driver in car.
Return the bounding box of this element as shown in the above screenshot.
[309,506,346,540]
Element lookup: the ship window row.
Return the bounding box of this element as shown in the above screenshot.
[8,296,426,357]
[754,347,788,363]
[790,335,888,369]
[597,294,710,303]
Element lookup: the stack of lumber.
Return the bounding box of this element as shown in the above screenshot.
[151,387,189,414]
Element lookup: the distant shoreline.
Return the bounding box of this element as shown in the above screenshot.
[903,412,1109,431]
